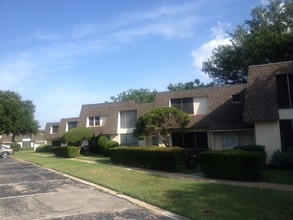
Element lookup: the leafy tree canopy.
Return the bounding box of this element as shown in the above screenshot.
[0,90,39,141]
[202,0,293,85]
[133,107,190,147]
[110,88,157,103]
[167,79,215,91]
[61,127,94,154]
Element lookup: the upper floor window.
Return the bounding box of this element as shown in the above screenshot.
[88,116,100,127]
[67,121,77,130]
[232,94,242,103]
[120,110,137,128]
[170,97,194,114]
[276,74,293,108]
[51,125,59,134]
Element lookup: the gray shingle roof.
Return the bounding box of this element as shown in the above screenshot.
[78,101,154,135]
[43,122,61,140]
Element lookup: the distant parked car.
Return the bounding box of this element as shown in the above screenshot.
[0,146,14,158]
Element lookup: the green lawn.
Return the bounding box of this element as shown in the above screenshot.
[13,151,293,220]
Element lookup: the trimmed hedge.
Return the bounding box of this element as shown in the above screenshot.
[234,145,266,153]
[98,136,109,154]
[110,146,188,172]
[54,146,79,158]
[11,143,21,152]
[36,144,54,153]
[103,140,119,156]
[271,150,293,169]
[199,150,266,181]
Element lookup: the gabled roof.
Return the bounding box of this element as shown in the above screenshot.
[43,122,61,140]
[78,101,154,135]
[1,130,46,143]
[244,61,293,122]
[155,84,250,131]
[57,117,79,137]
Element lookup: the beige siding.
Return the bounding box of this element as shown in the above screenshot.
[255,121,281,161]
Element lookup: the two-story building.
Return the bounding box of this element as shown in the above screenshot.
[40,61,293,160]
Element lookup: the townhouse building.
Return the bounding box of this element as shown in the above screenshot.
[4,61,292,161]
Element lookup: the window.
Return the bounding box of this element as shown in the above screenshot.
[22,141,31,148]
[88,116,100,127]
[51,125,59,134]
[276,74,293,108]
[120,110,137,128]
[170,97,194,114]
[67,121,77,130]
[120,133,138,146]
[232,94,241,103]
[279,120,293,152]
[172,132,208,148]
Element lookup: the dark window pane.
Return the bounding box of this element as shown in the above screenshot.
[232,94,241,103]
[120,133,138,146]
[89,117,94,126]
[172,133,184,147]
[94,116,100,126]
[196,132,208,148]
[52,126,59,133]
[276,75,290,108]
[68,121,77,130]
[182,98,194,114]
[184,133,196,148]
[289,74,293,108]
[120,110,137,128]
[171,98,181,110]
[279,120,293,152]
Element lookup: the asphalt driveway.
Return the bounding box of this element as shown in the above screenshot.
[0,158,183,220]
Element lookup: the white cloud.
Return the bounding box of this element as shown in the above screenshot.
[191,21,231,82]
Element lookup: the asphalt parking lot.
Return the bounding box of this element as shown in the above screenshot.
[0,158,183,220]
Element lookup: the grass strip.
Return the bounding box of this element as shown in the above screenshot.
[13,152,293,220]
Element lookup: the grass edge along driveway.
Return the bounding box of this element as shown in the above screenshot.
[13,152,293,220]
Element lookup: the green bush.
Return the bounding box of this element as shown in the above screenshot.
[234,145,266,153]
[103,140,119,156]
[54,146,79,158]
[110,146,188,172]
[36,144,54,153]
[199,150,266,181]
[97,136,109,154]
[271,150,293,169]
[11,143,21,152]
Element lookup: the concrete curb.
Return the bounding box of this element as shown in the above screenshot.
[14,158,190,220]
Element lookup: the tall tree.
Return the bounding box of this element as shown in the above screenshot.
[167,79,215,91]
[0,91,39,142]
[202,0,293,85]
[133,107,190,147]
[110,88,157,103]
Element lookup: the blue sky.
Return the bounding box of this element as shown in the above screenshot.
[0,0,267,128]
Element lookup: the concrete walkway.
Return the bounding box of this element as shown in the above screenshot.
[71,158,293,192]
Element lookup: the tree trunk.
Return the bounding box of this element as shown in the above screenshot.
[12,133,16,143]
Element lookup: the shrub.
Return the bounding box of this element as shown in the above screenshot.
[271,150,293,169]
[233,145,266,153]
[97,136,109,154]
[36,144,54,153]
[110,146,188,172]
[199,150,266,181]
[103,141,119,156]
[11,143,21,152]
[54,146,79,158]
